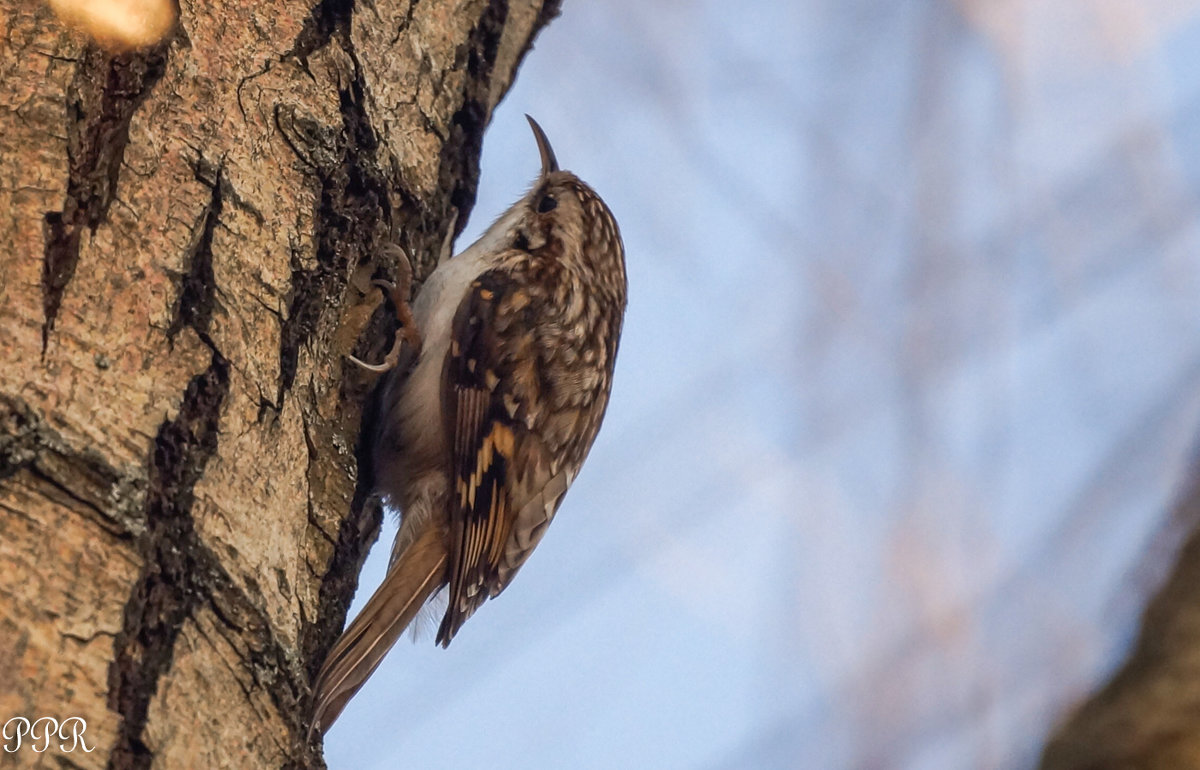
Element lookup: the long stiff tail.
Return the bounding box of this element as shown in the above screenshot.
[308,524,447,737]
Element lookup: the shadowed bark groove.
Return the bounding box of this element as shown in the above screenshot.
[274,0,391,412]
[288,0,356,64]
[437,0,510,226]
[107,356,230,770]
[41,43,169,351]
[104,353,312,770]
[167,159,224,344]
[0,394,146,535]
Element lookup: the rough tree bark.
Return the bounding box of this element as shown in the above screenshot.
[0,0,560,767]
[1040,463,1200,770]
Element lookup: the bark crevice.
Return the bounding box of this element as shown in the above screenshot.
[288,0,355,66]
[168,157,224,344]
[105,350,313,767]
[436,0,509,225]
[41,43,169,352]
[0,393,146,536]
[107,354,229,770]
[275,2,394,411]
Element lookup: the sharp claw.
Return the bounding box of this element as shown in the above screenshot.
[347,353,395,373]
[347,268,422,374]
[370,279,404,315]
[348,324,405,373]
[350,345,400,371]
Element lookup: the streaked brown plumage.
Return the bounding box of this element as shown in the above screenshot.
[309,116,627,736]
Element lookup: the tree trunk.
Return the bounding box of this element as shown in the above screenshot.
[1041,466,1200,770]
[0,0,559,767]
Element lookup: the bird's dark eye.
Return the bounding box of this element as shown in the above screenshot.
[537,194,557,213]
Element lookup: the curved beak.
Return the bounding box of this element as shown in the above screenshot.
[525,114,559,178]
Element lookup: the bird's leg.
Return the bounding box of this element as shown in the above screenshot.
[381,243,423,354]
[348,245,421,373]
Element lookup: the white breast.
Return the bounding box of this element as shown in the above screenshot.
[402,252,484,429]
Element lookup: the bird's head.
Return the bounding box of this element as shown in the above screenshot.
[503,117,625,293]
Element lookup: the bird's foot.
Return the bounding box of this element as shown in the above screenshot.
[348,246,422,373]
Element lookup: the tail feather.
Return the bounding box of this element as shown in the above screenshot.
[309,524,447,737]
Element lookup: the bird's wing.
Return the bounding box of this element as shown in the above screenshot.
[436,264,571,645]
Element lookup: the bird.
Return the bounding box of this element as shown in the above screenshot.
[309,115,627,736]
